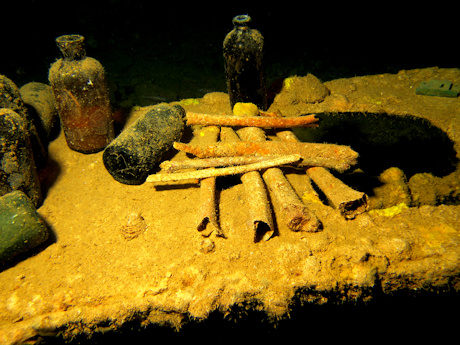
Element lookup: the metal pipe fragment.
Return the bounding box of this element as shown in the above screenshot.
[195,126,222,237]
[173,141,358,173]
[307,167,368,219]
[221,127,274,242]
[241,171,275,242]
[197,177,222,237]
[186,112,319,128]
[238,127,321,232]
[276,130,368,219]
[262,168,321,232]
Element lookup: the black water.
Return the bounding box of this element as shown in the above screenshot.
[3,3,458,101]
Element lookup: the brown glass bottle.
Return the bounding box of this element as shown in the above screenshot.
[49,34,114,153]
[223,15,267,111]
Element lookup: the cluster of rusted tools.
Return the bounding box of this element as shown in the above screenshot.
[146,109,368,242]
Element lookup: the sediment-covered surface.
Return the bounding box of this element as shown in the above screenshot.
[1,67,459,344]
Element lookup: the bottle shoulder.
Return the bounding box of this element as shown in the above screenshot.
[223,28,264,53]
[49,57,106,83]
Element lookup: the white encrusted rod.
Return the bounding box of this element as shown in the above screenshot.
[146,154,302,183]
[160,155,283,173]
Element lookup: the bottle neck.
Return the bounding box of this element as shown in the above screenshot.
[56,34,87,60]
[232,14,251,30]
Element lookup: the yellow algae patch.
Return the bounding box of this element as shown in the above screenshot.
[198,126,220,137]
[179,98,200,106]
[368,203,409,217]
[301,191,323,205]
[283,77,295,90]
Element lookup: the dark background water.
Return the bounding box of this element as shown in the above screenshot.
[2,1,458,106]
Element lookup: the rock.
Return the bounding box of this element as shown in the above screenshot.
[370,167,412,209]
[273,74,330,106]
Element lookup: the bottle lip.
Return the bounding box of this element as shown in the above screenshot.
[55,34,86,60]
[56,34,85,46]
[232,15,251,27]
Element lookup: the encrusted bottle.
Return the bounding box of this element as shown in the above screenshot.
[0,191,48,265]
[49,34,114,153]
[103,104,185,185]
[223,15,267,111]
[0,75,47,168]
[0,108,42,208]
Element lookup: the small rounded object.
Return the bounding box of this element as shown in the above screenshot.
[120,213,147,240]
[199,238,215,254]
[232,102,259,117]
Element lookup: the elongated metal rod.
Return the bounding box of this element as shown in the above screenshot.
[186,112,319,128]
[173,140,358,173]
[160,155,283,173]
[145,154,302,183]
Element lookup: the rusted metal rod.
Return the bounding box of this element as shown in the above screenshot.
[173,141,358,173]
[185,112,319,128]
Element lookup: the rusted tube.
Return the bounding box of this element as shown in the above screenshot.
[221,127,274,242]
[307,167,368,219]
[262,168,321,232]
[173,141,358,173]
[197,177,222,237]
[195,126,222,237]
[276,130,368,219]
[238,127,321,232]
[241,171,274,242]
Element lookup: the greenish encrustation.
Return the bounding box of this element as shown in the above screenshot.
[0,191,49,265]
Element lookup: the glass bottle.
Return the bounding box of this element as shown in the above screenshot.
[103,104,185,185]
[48,34,114,153]
[223,15,267,111]
[0,190,49,265]
[0,75,47,168]
[0,108,42,208]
